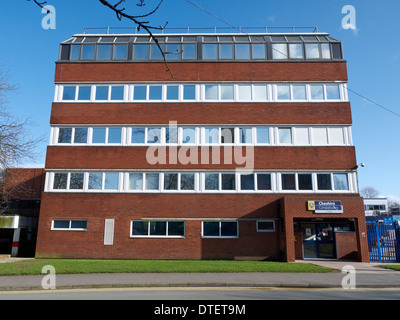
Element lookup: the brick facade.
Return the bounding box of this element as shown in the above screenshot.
[54,61,348,83]
[45,146,357,170]
[50,102,352,126]
[35,32,369,262]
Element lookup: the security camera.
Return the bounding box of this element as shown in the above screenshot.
[359,163,365,167]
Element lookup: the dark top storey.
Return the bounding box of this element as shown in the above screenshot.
[58,33,344,62]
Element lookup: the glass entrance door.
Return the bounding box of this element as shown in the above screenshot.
[302,223,336,259]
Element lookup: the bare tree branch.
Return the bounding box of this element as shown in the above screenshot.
[361,186,380,198]
[27,0,175,77]
[98,0,174,77]
[27,0,51,13]
[0,71,45,212]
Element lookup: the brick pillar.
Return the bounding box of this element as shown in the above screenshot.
[284,216,296,262]
[355,217,370,263]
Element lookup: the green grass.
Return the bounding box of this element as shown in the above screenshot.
[0,259,332,275]
[378,265,400,271]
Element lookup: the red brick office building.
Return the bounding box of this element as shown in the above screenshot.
[35,31,370,262]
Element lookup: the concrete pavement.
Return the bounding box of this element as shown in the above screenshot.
[0,258,400,291]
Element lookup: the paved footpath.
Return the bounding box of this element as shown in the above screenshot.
[0,259,400,291]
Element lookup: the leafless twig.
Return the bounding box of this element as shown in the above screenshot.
[0,70,45,212]
[27,0,51,13]
[98,0,174,77]
[27,0,174,77]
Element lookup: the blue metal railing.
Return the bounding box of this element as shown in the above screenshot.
[367,220,400,263]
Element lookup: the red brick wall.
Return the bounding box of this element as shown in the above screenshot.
[36,193,283,260]
[336,232,358,260]
[36,192,368,261]
[44,146,357,170]
[50,102,352,126]
[3,168,45,199]
[55,61,348,83]
[294,232,304,259]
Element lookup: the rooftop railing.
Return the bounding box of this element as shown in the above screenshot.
[82,26,320,35]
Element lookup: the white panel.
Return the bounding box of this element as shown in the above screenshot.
[294,127,310,145]
[104,219,115,246]
[328,127,345,145]
[312,128,328,145]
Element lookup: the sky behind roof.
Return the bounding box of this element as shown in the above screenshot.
[0,0,399,200]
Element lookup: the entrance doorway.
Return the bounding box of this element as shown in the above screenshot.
[301,223,336,259]
[0,229,14,254]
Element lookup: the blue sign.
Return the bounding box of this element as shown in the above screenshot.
[309,201,343,214]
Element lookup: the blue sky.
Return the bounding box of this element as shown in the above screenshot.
[0,0,399,199]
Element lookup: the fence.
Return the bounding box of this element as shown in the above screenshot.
[367,220,400,263]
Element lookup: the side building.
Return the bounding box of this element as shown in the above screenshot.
[1,168,45,257]
[35,31,369,262]
[364,198,388,217]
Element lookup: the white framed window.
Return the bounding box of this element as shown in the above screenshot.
[145,173,160,191]
[315,173,350,192]
[239,127,253,144]
[333,173,350,191]
[51,172,85,191]
[277,127,292,145]
[77,85,92,101]
[88,172,121,191]
[203,127,220,145]
[181,127,198,145]
[133,85,147,101]
[202,173,237,193]
[62,86,77,101]
[131,220,185,238]
[239,173,272,192]
[56,83,347,103]
[204,85,219,101]
[52,219,88,231]
[52,125,351,147]
[146,127,163,144]
[255,127,271,145]
[310,85,325,100]
[130,127,146,144]
[292,85,307,101]
[279,173,313,192]
[316,173,333,191]
[46,171,355,194]
[162,172,196,192]
[257,220,276,232]
[202,221,238,238]
[126,172,161,192]
[91,127,123,144]
[276,85,291,101]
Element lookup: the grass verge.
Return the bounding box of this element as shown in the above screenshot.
[0,259,332,275]
[378,265,400,271]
